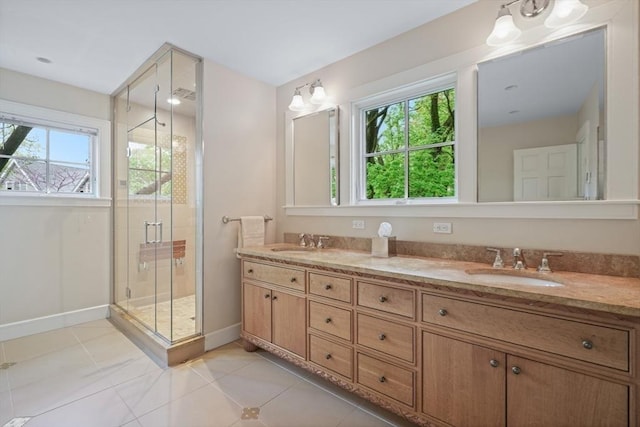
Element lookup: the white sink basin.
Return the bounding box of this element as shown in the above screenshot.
[465,270,563,287]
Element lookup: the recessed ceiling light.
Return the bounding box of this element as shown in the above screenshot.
[167,98,181,105]
[504,84,518,91]
[36,57,52,64]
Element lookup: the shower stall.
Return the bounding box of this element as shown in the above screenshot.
[111,44,203,360]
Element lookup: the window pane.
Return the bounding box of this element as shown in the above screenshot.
[49,161,91,193]
[129,169,157,195]
[408,146,455,198]
[160,147,171,172]
[365,102,404,154]
[50,130,90,164]
[3,126,47,159]
[0,157,43,192]
[129,142,155,171]
[408,88,455,147]
[365,153,405,199]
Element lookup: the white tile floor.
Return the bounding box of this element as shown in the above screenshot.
[0,320,415,427]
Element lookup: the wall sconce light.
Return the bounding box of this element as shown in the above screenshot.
[486,0,589,46]
[288,79,327,111]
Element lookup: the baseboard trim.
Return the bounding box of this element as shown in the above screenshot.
[204,322,241,351]
[0,305,110,341]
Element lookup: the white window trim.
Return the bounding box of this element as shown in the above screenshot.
[0,99,111,207]
[351,73,458,205]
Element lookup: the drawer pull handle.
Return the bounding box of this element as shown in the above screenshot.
[582,340,594,350]
[378,296,388,303]
[325,318,332,324]
[378,376,386,383]
[378,333,386,341]
[290,277,297,283]
[325,354,332,360]
[264,294,270,299]
[247,269,254,274]
[325,284,332,290]
[511,366,521,375]
[272,295,278,301]
[489,359,499,368]
[438,309,448,316]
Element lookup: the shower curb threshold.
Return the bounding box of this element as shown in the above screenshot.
[108,304,204,367]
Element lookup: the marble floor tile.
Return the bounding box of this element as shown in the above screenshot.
[2,328,79,363]
[137,383,243,427]
[25,388,135,427]
[211,358,301,408]
[114,363,209,418]
[258,379,357,427]
[187,342,261,383]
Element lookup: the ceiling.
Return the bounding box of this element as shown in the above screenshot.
[0,0,476,95]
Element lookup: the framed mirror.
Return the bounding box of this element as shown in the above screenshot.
[477,28,606,202]
[290,107,339,206]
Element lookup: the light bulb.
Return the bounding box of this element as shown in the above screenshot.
[310,84,326,105]
[486,6,522,46]
[288,90,305,111]
[545,0,588,28]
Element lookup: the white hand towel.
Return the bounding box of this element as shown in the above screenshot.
[238,216,265,249]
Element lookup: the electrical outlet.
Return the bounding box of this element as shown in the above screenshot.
[352,220,365,229]
[433,222,452,234]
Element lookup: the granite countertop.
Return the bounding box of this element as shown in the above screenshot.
[237,244,640,318]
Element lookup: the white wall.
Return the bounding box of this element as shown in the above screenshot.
[201,60,276,347]
[275,0,640,256]
[0,68,112,339]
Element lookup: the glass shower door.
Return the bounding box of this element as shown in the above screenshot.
[113,45,201,344]
[126,61,173,337]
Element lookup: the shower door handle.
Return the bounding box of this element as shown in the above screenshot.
[144,221,151,244]
[144,221,163,244]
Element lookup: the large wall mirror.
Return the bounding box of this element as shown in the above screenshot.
[291,107,339,206]
[477,28,606,202]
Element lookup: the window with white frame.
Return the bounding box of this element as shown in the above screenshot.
[355,76,457,203]
[0,96,113,201]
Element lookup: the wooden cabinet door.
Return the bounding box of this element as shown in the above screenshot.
[507,355,628,427]
[272,290,306,357]
[242,282,272,342]
[422,332,506,427]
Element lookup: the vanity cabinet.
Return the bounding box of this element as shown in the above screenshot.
[422,331,628,427]
[239,252,638,427]
[241,261,306,358]
[422,292,631,427]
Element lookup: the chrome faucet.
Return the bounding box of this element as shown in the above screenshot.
[513,248,526,270]
[299,233,322,248]
[537,252,563,273]
[317,236,330,249]
[486,247,504,268]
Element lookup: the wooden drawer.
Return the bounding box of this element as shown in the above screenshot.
[422,294,629,371]
[309,301,352,341]
[309,334,353,379]
[357,313,414,363]
[357,281,415,318]
[357,353,414,407]
[243,261,305,292]
[309,272,352,303]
